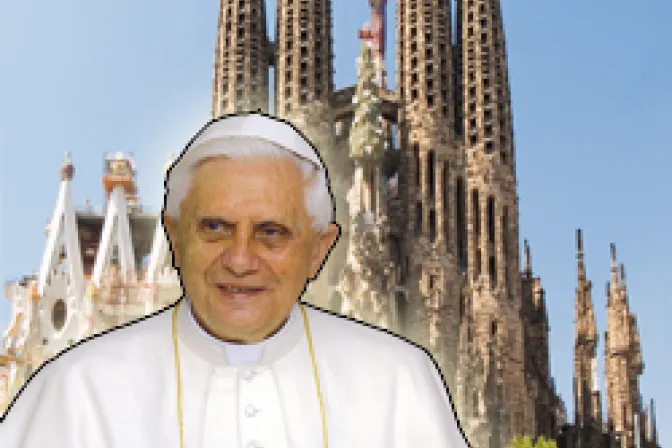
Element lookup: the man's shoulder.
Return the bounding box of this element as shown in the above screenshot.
[40,303,175,372]
[303,303,433,369]
[2,304,176,422]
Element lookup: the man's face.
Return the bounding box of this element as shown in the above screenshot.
[164,155,338,343]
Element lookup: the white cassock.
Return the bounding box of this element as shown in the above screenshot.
[1,298,470,447]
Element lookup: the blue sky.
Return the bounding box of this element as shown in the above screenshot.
[1,0,669,444]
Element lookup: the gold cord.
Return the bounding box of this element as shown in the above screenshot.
[172,301,185,448]
[172,300,328,448]
[299,303,328,448]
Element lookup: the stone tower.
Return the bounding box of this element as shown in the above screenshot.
[455,0,528,446]
[273,0,343,305]
[604,245,644,448]
[395,0,460,395]
[520,239,560,441]
[211,0,270,116]
[274,0,334,128]
[572,229,603,448]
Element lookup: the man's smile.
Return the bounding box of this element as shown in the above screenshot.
[216,283,267,300]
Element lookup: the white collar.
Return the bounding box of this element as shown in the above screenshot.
[178,297,302,368]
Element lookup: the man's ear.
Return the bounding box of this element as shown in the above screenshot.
[162,211,181,270]
[309,223,341,280]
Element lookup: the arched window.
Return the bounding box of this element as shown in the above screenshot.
[459,294,467,322]
[52,299,67,331]
[443,162,450,240]
[456,177,467,270]
[427,150,435,199]
[472,189,480,236]
[396,291,407,334]
[429,209,436,242]
[416,202,423,236]
[489,256,497,286]
[502,206,511,300]
[487,195,495,243]
[413,143,420,186]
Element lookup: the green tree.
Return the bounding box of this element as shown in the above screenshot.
[506,435,558,448]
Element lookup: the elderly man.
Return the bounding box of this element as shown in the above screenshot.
[1,113,470,447]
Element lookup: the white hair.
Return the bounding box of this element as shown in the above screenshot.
[165,136,334,233]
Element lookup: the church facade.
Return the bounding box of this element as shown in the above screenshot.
[1,1,661,447]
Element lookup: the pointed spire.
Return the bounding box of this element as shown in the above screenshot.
[619,263,628,298]
[577,228,583,251]
[38,154,85,308]
[577,229,586,280]
[212,0,269,115]
[535,286,548,318]
[610,243,619,291]
[650,398,658,444]
[60,151,74,181]
[575,228,596,339]
[523,238,532,277]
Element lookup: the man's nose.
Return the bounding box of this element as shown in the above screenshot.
[220,237,259,274]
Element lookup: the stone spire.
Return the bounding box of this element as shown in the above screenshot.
[39,151,85,301]
[573,229,601,448]
[211,0,270,116]
[60,151,74,181]
[397,0,453,121]
[275,0,333,116]
[456,0,527,443]
[458,0,516,169]
[650,398,658,446]
[608,243,620,303]
[458,0,521,305]
[523,238,532,278]
[604,245,645,448]
[619,263,631,307]
[272,0,338,307]
[577,228,586,281]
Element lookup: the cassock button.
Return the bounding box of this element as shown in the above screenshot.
[245,404,259,417]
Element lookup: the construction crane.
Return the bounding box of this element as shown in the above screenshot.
[358,0,388,88]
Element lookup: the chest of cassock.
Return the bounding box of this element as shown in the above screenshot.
[2,305,463,448]
[173,339,397,448]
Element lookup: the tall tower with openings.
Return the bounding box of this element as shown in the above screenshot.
[394,0,462,400]
[211,0,270,117]
[274,0,343,301]
[274,0,334,129]
[456,0,527,446]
